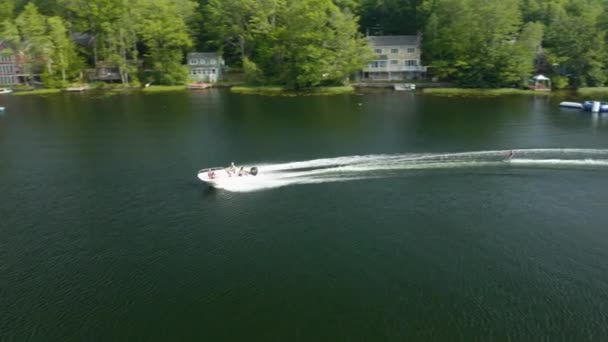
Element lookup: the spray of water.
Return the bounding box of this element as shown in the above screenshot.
[208,148,608,192]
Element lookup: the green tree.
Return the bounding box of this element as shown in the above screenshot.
[204,0,257,59]
[15,3,51,83]
[104,0,139,84]
[137,0,197,84]
[264,0,372,88]
[422,0,534,87]
[0,0,16,22]
[544,0,607,86]
[57,0,134,70]
[47,16,80,85]
[358,0,420,35]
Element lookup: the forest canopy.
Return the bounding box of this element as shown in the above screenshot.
[1,0,606,88]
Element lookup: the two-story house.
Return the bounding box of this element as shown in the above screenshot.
[361,34,427,81]
[187,52,224,83]
[0,40,20,85]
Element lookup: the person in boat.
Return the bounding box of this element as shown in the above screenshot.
[506,150,514,160]
[238,166,246,176]
[226,162,236,176]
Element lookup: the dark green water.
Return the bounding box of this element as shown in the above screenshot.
[1,90,608,341]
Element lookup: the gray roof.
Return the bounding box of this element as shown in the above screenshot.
[367,35,419,47]
[71,33,95,46]
[187,52,222,59]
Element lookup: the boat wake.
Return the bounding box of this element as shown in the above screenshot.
[210,148,608,192]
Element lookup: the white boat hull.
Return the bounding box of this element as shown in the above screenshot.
[197,166,258,187]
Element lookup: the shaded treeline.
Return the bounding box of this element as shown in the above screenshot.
[0,0,606,88]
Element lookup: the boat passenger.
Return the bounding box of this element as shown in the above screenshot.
[226,162,236,176]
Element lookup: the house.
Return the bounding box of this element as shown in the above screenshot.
[87,61,122,82]
[71,32,96,48]
[360,34,427,81]
[0,40,21,85]
[187,52,224,83]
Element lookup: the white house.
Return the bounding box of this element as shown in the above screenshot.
[361,34,428,81]
[187,52,224,83]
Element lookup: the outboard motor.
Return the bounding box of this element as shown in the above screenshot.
[250,167,258,176]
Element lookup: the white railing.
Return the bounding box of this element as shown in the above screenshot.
[364,65,428,72]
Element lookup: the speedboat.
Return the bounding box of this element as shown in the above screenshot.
[198,164,258,187]
[0,88,13,94]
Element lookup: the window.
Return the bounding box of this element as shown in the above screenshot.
[369,61,387,68]
[390,48,398,54]
[210,59,216,64]
[407,47,415,53]
[390,60,399,65]
[201,59,207,65]
[0,75,14,84]
[211,69,216,74]
[374,48,382,54]
[0,65,13,74]
[405,60,417,66]
[190,59,198,65]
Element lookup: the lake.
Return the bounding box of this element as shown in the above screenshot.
[1,89,608,341]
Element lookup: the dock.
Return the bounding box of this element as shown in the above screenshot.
[65,86,89,92]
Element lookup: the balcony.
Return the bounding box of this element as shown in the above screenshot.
[363,65,428,72]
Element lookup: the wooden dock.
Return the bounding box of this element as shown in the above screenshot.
[65,86,89,92]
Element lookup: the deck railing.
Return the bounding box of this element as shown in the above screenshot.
[364,65,428,72]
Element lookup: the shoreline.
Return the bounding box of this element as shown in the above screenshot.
[6,84,608,98]
[421,88,553,97]
[230,86,355,96]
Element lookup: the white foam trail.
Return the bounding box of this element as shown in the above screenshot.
[214,149,608,192]
[510,158,608,167]
[258,154,399,172]
[212,175,370,192]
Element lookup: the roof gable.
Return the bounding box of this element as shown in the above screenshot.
[71,33,95,46]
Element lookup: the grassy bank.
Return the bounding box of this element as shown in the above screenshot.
[142,85,187,93]
[422,88,551,97]
[230,86,355,96]
[11,89,62,96]
[577,87,608,96]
